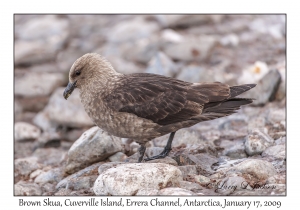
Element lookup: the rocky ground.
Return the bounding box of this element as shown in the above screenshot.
[14,14,286,196]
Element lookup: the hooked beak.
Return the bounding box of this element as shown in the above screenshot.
[63,81,77,100]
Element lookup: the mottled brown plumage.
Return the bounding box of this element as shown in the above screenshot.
[64,53,256,162]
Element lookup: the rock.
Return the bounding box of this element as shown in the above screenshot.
[161,29,184,43]
[153,129,203,148]
[220,34,239,47]
[234,159,277,180]
[223,141,247,159]
[136,188,159,195]
[245,129,274,156]
[54,188,72,196]
[15,181,42,196]
[247,116,266,133]
[14,122,41,141]
[194,174,211,185]
[146,52,178,77]
[244,69,282,106]
[108,152,128,162]
[15,96,50,113]
[39,88,94,128]
[15,72,65,97]
[156,15,222,28]
[158,187,196,195]
[267,108,285,125]
[64,127,122,174]
[56,162,103,190]
[178,165,197,178]
[106,17,160,43]
[16,15,69,41]
[177,65,212,83]
[192,153,219,176]
[37,131,61,148]
[15,40,57,65]
[93,163,182,195]
[15,15,69,66]
[266,174,285,184]
[179,181,203,192]
[262,145,285,160]
[163,36,216,62]
[15,157,41,183]
[34,168,64,184]
[275,137,286,145]
[32,148,66,166]
[146,157,178,166]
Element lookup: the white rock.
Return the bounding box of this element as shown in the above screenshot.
[163,36,216,62]
[136,188,159,195]
[65,127,122,174]
[93,163,182,195]
[245,129,274,156]
[15,122,41,141]
[159,187,196,195]
[234,159,277,180]
[15,72,65,97]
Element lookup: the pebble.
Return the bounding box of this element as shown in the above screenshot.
[15,181,42,196]
[14,157,41,183]
[15,122,41,141]
[245,129,274,156]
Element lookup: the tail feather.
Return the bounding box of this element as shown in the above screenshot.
[229,84,256,98]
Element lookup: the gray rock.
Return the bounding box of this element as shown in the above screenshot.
[234,159,277,180]
[152,129,203,148]
[178,165,198,178]
[222,140,248,159]
[32,148,66,166]
[163,36,216,62]
[93,163,183,195]
[14,122,41,141]
[106,17,160,43]
[15,72,65,97]
[15,15,69,66]
[244,69,282,106]
[39,88,94,128]
[177,65,208,83]
[16,15,69,41]
[158,187,196,195]
[262,144,285,159]
[34,168,64,184]
[179,180,203,192]
[64,127,122,174]
[146,52,178,77]
[275,136,286,145]
[15,157,41,183]
[56,162,103,190]
[15,181,42,196]
[245,129,274,156]
[108,152,128,162]
[266,174,285,184]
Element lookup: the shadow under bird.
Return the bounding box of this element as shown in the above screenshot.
[63,53,256,162]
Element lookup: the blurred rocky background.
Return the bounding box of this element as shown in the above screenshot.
[14,14,286,196]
